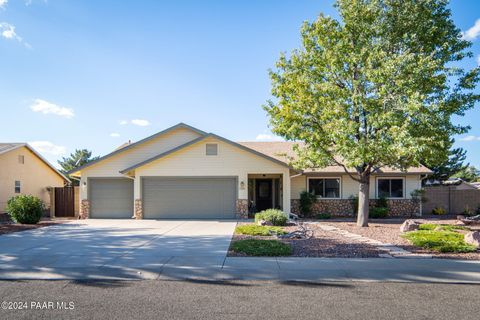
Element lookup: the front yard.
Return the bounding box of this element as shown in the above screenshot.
[228,218,480,260]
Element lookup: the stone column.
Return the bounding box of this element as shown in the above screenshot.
[236,199,248,219]
[134,199,143,219]
[80,200,90,219]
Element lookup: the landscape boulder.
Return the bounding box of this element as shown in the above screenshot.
[464,231,480,247]
[257,220,273,226]
[400,219,420,233]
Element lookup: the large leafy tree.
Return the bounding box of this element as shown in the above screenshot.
[264,0,479,226]
[58,149,99,184]
[423,140,468,181]
[452,165,480,182]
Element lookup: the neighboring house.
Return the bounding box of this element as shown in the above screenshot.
[68,123,431,219]
[0,143,69,213]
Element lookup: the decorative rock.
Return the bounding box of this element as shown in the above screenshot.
[457,215,466,220]
[464,231,480,247]
[258,220,273,226]
[456,220,466,226]
[400,219,420,233]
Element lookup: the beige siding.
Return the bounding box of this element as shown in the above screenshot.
[0,147,64,212]
[135,137,291,211]
[79,127,202,200]
[293,174,421,200]
[291,175,306,199]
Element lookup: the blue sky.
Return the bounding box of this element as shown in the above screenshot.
[0,0,479,168]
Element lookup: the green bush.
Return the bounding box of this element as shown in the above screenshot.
[231,239,292,256]
[235,224,286,236]
[369,207,388,219]
[299,191,317,217]
[6,195,44,224]
[316,213,331,219]
[418,224,467,232]
[349,195,358,217]
[376,196,388,208]
[432,207,447,215]
[254,209,288,226]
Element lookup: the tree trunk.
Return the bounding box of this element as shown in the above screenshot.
[357,177,370,227]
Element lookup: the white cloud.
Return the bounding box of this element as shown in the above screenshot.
[110,132,120,137]
[30,99,74,118]
[119,120,128,125]
[131,119,150,126]
[28,141,67,156]
[0,22,31,48]
[0,0,8,9]
[463,19,480,41]
[459,135,480,141]
[255,133,284,141]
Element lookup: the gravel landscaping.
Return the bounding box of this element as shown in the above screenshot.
[0,220,62,235]
[229,222,382,258]
[319,218,480,260]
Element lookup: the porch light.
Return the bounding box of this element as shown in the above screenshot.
[240,181,245,190]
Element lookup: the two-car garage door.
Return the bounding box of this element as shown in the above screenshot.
[142,177,236,219]
[89,177,236,219]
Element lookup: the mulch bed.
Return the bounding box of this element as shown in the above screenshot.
[229,222,382,258]
[0,220,62,235]
[320,218,480,260]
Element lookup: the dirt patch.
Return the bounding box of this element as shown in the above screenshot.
[320,218,480,260]
[0,220,63,235]
[229,222,382,258]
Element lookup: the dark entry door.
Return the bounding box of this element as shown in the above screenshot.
[255,179,273,212]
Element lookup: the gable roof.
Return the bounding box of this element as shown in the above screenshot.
[237,141,432,174]
[68,123,208,175]
[119,133,294,174]
[0,143,70,182]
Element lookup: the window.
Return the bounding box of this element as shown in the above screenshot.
[377,178,404,198]
[15,181,21,193]
[18,155,24,164]
[206,143,218,156]
[308,178,340,198]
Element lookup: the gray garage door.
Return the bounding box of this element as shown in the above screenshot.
[89,178,134,218]
[142,177,236,219]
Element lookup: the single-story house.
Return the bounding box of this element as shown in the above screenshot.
[68,123,431,219]
[0,143,69,213]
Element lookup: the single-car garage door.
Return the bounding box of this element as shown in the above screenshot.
[89,178,134,218]
[142,177,236,219]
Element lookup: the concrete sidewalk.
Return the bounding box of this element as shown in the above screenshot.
[2,257,479,283]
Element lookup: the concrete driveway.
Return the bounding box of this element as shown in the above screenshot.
[0,219,237,280]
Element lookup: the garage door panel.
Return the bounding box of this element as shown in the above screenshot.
[90,178,134,218]
[142,178,236,219]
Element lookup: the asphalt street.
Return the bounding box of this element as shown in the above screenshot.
[0,280,479,320]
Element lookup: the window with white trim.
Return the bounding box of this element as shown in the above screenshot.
[15,181,21,193]
[377,178,404,198]
[308,178,340,198]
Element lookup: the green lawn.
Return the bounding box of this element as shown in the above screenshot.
[231,239,292,256]
[235,224,287,236]
[402,230,476,253]
[418,224,468,232]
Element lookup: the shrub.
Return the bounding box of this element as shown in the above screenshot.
[349,195,358,217]
[231,239,292,256]
[376,196,388,208]
[462,205,474,217]
[432,207,447,215]
[299,191,317,217]
[402,230,476,253]
[369,207,388,219]
[316,213,331,219]
[235,224,286,236]
[418,224,467,232]
[6,195,44,224]
[255,209,288,226]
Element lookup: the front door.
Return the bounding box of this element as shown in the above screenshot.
[255,179,273,212]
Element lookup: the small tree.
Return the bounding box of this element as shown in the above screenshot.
[422,140,468,182]
[58,149,99,185]
[299,190,317,217]
[264,0,479,226]
[452,165,480,182]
